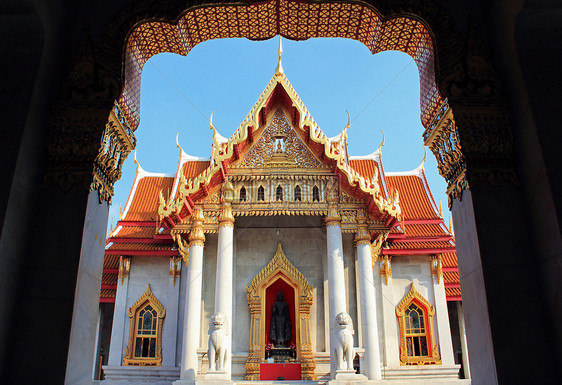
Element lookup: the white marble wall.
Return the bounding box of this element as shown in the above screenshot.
[111,257,180,367]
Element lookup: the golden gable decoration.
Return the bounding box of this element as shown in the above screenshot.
[235,109,327,170]
[245,243,316,381]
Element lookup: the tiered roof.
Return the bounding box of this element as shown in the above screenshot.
[101,57,461,302]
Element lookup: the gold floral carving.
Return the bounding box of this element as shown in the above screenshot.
[169,256,182,286]
[123,285,166,366]
[235,109,327,170]
[379,255,392,285]
[355,209,370,247]
[370,232,389,268]
[429,255,443,284]
[396,283,441,365]
[173,233,190,267]
[91,102,136,203]
[118,256,131,285]
[188,207,205,247]
[219,180,235,227]
[245,243,316,381]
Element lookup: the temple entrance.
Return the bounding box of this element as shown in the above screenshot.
[246,243,316,381]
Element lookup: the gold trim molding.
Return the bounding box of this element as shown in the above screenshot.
[245,243,316,381]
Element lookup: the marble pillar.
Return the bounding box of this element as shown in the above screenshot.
[431,256,455,366]
[108,257,131,366]
[355,239,382,380]
[65,191,109,384]
[457,302,471,379]
[210,190,235,378]
[163,257,181,367]
[179,208,206,381]
[325,189,347,378]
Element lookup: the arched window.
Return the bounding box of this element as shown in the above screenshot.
[239,187,247,202]
[276,185,283,201]
[257,186,265,201]
[294,185,301,201]
[312,186,320,202]
[395,283,440,365]
[123,285,166,366]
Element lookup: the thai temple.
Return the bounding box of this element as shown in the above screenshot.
[97,41,469,384]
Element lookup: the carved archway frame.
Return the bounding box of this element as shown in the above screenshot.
[395,282,440,366]
[50,0,515,213]
[246,243,316,381]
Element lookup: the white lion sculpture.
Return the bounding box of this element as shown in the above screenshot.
[208,312,228,371]
[334,312,355,371]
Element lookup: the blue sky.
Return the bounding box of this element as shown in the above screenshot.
[108,37,450,231]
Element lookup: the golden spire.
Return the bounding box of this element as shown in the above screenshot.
[438,200,443,217]
[275,36,284,76]
[377,130,385,153]
[119,202,123,218]
[133,149,139,169]
[110,218,114,233]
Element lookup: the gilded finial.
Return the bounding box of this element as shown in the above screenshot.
[119,202,123,218]
[377,130,385,153]
[448,217,453,234]
[209,112,216,134]
[275,36,284,76]
[133,150,139,169]
[439,200,443,217]
[110,218,114,233]
[176,132,184,154]
[344,111,351,131]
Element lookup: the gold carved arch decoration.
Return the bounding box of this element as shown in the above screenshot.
[123,284,166,366]
[395,282,440,365]
[245,243,316,381]
[114,0,444,131]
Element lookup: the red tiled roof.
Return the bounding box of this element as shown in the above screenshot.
[182,161,210,179]
[123,176,174,221]
[111,225,157,239]
[386,174,438,220]
[348,159,387,199]
[107,243,173,251]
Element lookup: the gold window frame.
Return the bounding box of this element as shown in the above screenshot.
[245,243,316,381]
[123,284,166,366]
[395,282,441,365]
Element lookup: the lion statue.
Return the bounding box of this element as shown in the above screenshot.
[334,312,355,371]
[208,312,229,371]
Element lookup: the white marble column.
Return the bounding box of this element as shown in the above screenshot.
[325,185,347,378]
[380,263,400,368]
[457,301,471,379]
[107,256,131,366]
[355,213,382,380]
[180,208,206,381]
[65,191,109,384]
[431,256,455,365]
[163,257,181,367]
[212,184,235,377]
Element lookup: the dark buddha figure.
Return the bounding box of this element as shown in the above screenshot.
[269,291,292,347]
